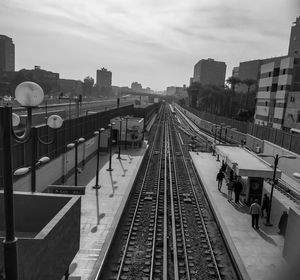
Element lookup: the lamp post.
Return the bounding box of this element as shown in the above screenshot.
[93,128,105,189]
[30,115,63,192]
[125,116,129,150]
[107,122,115,172]
[0,81,46,280]
[219,123,225,141]
[117,118,123,159]
[67,137,85,186]
[259,154,296,226]
[14,156,50,177]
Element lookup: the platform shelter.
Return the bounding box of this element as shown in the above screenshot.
[215,145,282,204]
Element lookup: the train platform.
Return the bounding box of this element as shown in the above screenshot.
[64,144,147,280]
[190,151,299,280]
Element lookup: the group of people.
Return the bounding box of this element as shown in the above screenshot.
[216,162,289,234]
[216,165,243,204]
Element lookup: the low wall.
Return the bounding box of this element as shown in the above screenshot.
[14,132,109,192]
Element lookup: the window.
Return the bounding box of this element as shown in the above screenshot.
[271,84,278,92]
[290,96,295,102]
[265,101,268,106]
[273,68,280,76]
[280,85,284,90]
[268,72,272,77]
[266,86,269,91]
[297,111,300,122]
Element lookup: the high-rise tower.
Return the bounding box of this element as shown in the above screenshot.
[288,16,300,58]
[0,35,15,73]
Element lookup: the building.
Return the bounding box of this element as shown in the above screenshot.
[193,58,226,86]
[232,67,239,78]
[288,16,300,58]
[131,82,142,91]
[0,35,15,73]
[254,56,299,129]
[59,79,83,96]
[96,67,112,88]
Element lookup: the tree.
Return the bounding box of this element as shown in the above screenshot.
[226,76,241,93]
[242,78,257,94]
[82,76,94,96]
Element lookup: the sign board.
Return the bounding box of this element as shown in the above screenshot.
[46,185,86,195]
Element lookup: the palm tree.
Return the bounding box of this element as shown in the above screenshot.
[226,76,241,93]
[242,79,257,110]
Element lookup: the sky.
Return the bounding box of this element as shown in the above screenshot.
[0,0,299,91]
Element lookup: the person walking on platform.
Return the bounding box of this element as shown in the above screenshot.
[250,199,261,230]
[227,179,234,201]
[261,194,270,217]
[278,211,288,236]
[233,177,243,203]
[216,169,225,191]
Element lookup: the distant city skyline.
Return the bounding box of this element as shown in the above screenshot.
[0,0,299,90]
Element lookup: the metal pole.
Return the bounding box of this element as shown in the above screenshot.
[1,106,19,280]
[94,132,101,189]
[31,128,37,192]
[117,119,122,159]
[266,154,278,226]
[69,99,71,120]
[75,141,78,186]
[225,128,227,143]
[76,99,79,118]
[107,125,113,171]
[125,117,128,150]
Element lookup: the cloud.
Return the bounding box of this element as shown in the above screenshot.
[0,0,298,89]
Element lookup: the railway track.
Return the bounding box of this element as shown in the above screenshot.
[98,104,239,280]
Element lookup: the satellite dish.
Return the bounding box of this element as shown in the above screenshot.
[15,81,44,107]
[12,113,20,127]
[47,115,63,129]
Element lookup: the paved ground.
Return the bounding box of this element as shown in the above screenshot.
[190,151,299,280]
[63,144,147,280]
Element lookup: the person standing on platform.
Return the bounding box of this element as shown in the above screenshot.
[233,177,243,203]
[227,179,234,201]
[216,169,225,191]
[278,211,288,236]
[250,199,261,230]
[261,194,270,217]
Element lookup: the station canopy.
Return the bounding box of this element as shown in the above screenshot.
[215,145,281,179]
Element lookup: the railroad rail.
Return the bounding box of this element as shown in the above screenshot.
[98,104,239,280]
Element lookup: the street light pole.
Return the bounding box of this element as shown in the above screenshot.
[259,153,296,226]
[125,117,129,150]
[93,128,105,189]
[107,122,115,172]
[1,106,19,280]
[117,118,123,159]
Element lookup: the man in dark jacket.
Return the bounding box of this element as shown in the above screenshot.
[261,194,270,217]
[233,178,243,203]
[216,169,225,191]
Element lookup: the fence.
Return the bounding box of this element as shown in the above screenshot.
[0,103,159,187]
[183,106,300,155]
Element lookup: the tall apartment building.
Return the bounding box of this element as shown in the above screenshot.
[254,56,299,129]
[193,58,226,86]
[0,35,15,73]
[96,67,112,88]
[288,16,300,58]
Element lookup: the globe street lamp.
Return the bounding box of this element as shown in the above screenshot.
[93,128,105,189]
[67,137,85,186]
[259,154,296,226]
[0,81,47,280]
[107,122,115,172]
[14,156,50,177]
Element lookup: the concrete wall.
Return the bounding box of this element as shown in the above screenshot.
[0,193,81,280]
[283,207,300,263]
[246,134,264,152]
[14,132,109,192]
